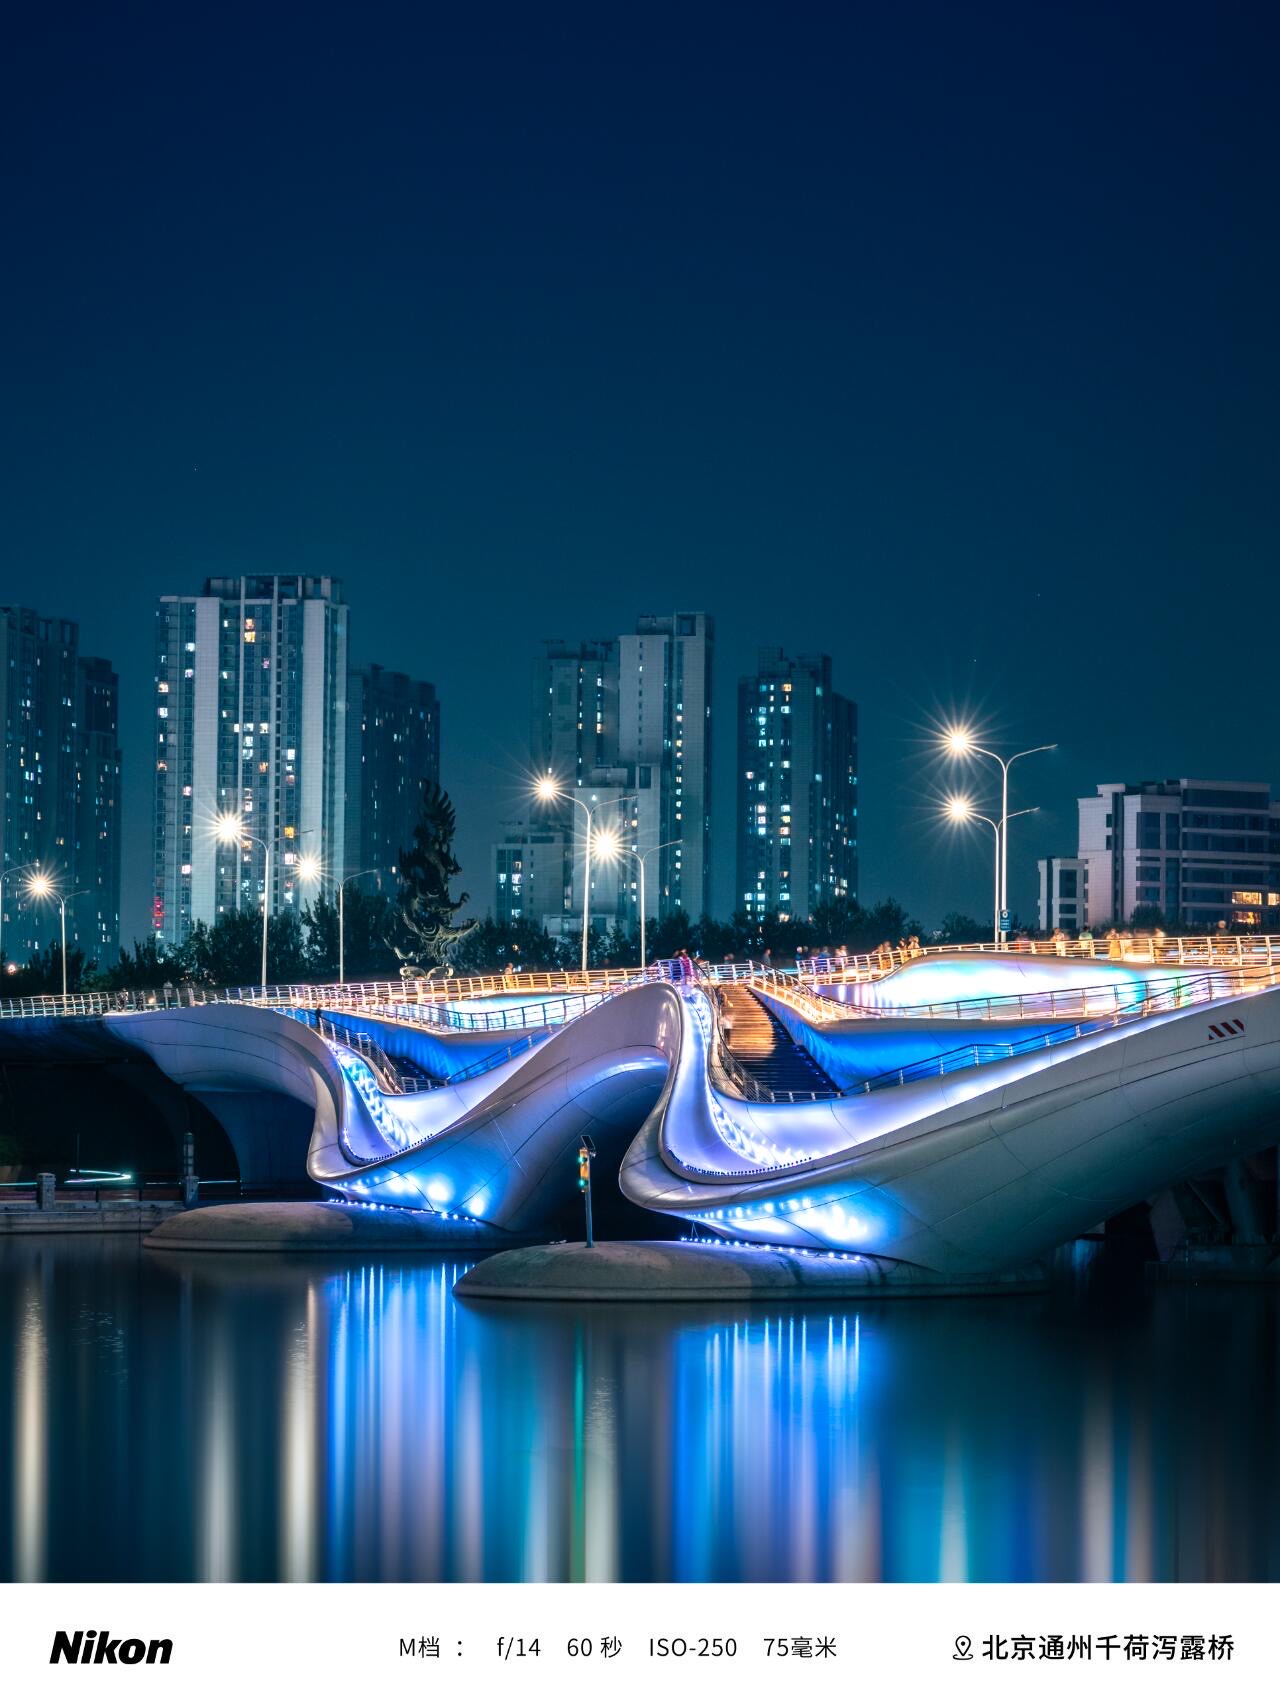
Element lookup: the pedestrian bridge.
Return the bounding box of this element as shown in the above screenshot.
[9,937,1280,1273]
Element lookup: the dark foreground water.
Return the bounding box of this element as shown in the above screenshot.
[1,1237,1277,1582]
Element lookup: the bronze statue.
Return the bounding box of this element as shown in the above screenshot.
[390,780,477,974]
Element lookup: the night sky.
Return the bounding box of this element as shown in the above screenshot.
[4,4,1277,944]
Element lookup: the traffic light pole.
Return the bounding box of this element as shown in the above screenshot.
[577,1136,596,1248]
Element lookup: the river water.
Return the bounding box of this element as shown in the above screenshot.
[1,1237,1276,1581]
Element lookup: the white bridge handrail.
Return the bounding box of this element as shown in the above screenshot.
[756,962,1280,1027]
[3,935,1280,1021]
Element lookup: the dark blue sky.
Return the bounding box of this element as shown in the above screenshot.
[4,3,1277,942]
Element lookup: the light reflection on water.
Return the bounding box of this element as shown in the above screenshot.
[1,1238,1277,1582]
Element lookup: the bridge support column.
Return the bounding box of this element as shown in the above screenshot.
[181,1130,199,1209]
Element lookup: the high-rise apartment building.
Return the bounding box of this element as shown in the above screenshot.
[736,649,857,922]
[617,612,713,921]
[493,820,571,930]
[1039,779,1280,932]
[345,664,439,890]
[152,576,348,946]
[499,615,714,936]
[530,639,619,795]
[0,608,121,963]
[76,655,124,958]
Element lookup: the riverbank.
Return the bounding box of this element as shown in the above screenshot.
[0,1200,184,1234]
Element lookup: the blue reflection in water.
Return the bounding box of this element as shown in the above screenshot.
[0,1237,1278,1582]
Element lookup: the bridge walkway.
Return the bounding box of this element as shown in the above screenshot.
[718,986,839,1098]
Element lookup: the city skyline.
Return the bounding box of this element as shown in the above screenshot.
[5,574,1280,956]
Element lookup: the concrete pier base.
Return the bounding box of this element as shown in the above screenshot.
[454,1239,1048,1303]
[143,1200,525,1255]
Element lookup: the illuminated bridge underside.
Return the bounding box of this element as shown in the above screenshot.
[106,966,1280,1271]
[107,989,677,1234]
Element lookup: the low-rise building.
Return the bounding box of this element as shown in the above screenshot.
[1039,779,1280,932]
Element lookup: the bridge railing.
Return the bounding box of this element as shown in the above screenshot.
[5,936,1280,1023]
[758,963,1280,1027]
[850,966,1276,1096]
[799,934,1280,980]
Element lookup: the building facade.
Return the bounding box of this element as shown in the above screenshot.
[1039,779,1280,932]
[1037,855,1089,935]
[0,607,121,963]
[736,649,857,922]
[345,664,439,890]
[75,654,124,959]
[530,639,619,794]
[493,820,571,931]
[617,612,713,922]
[502,615,715,936]
[152,576,348,946]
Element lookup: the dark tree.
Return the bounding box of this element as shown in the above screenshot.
[184,913,263,986]
[1129,904,1168,931]
[648,908,693,963]
[809,895,867,948]
[303,890,398,982]
[266,909,308,983]
[5,939,90,997]
[936,912,988,944]
[94,937,186,992]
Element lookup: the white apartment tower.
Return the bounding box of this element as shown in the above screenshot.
[152,576,348,946]
[617,612,713,921]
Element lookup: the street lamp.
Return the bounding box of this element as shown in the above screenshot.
[944,728,1056,943]
[336,868,381,986]
[592,832,682,967]
[26,874,90,1001]
[0,863,36,978]
[214,813,271,988]
[945,797,1038,945]
[534,775,628,976]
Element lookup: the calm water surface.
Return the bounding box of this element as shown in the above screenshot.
[1,1237,1277,1582]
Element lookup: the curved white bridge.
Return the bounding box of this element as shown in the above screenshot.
[18,938,1280,1272]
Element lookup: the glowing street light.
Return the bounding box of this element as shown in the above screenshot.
[592,832,682,968]
[0,862,36,981]
[295,853,322,885]
[214,814,271,989]
[25,873,90,1001]
[943,727,1056,943]
[945,796,1038,945]
[533,775,628,976]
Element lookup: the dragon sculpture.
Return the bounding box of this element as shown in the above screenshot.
[390,779,477,975]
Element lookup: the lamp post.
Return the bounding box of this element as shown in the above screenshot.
[944,730,1056,944]
[594,833,682,968]
[534,776,627,977]
[214,814,271,989]
[636,839,682,969]
[945,799,1038,945]
[26,876,90,1002]
[0,864,35,982]
[335,868,380,986]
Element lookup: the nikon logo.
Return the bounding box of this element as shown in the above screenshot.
[50,1630,173,1666]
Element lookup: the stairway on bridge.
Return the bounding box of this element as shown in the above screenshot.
[718,986,839,1097]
